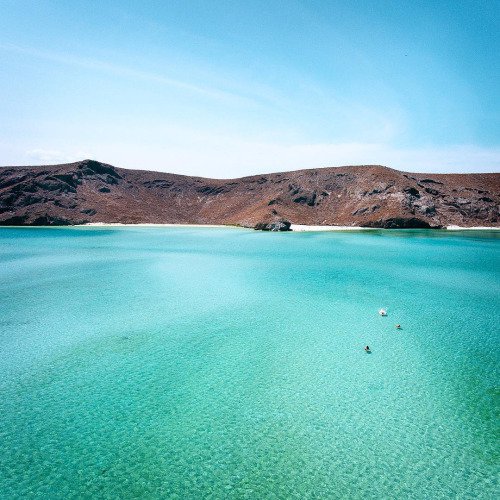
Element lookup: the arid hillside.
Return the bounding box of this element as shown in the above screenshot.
[0,160,498,228]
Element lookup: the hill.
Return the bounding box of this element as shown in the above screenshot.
[0,159,498,228]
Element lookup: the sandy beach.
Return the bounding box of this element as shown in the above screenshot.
[82,222,237,229]
[292,224,500,232]
[84,222,371,231]
[290,224,372,231]
[78,222,500,231]
[445,225,500,230]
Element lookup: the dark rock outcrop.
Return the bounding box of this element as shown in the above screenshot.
[254,220,291,231]
[362,217,441,229]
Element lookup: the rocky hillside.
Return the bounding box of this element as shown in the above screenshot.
[0,159,498,228]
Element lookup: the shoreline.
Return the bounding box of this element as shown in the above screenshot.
[81,222,238,229]
[291,224,500,231]
[82,222,500,230]
[0,222,498,231]
[77,222,500,232]
[290,224,372,231]
[83,222,500,231]
[444,225,500,231]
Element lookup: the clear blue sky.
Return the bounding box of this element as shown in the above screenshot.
[0,0,498,176]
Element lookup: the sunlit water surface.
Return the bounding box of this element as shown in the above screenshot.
[0,227,499,499]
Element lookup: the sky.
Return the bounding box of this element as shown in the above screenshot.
[0,0,499,177]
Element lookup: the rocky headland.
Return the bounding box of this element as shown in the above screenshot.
[0,159,498,229]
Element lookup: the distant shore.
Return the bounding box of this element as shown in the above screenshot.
[82,222,236,229]
[445,225,500,231]
[81,222,500,231]
[290,224,372,231]
[292,224,500,231]
[1,223,498,231]
[82,222,372,231]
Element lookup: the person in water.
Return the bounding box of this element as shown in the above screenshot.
[396,324,401,329]
[364,345,370,352]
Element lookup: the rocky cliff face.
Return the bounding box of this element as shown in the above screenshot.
[0,159,498,228]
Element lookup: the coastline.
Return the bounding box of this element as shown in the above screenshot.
[81,222,373,231]
[0,222,498,231]
[291,224,500,231]
[81,222,237,229]
[290,224,373,231]
[84,222,500,231]
[84,223,373,231]
[445,225,500,230]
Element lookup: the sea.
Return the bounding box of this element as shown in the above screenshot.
[0,227,498,499]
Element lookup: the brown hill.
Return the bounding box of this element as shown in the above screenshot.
[0,159,498,228]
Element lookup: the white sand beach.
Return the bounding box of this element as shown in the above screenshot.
[79,222,500,231]
[82,222,236,229]
[446,225,500,230]
[290,224,372,231]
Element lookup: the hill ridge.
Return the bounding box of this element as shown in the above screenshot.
[1,159,498,228]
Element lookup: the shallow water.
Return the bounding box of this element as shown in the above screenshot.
[1,227,499,499]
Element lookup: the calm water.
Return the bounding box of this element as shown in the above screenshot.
[0,227,499,499]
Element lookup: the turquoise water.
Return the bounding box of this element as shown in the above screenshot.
[0,227,499,499]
